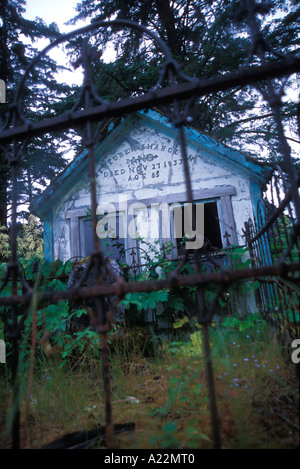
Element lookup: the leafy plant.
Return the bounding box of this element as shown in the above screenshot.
[221,313,267,333]
[120,290,169,312]
[60,328,102,367]
[0,225,10,262]
[16,215,44,260]
[150,421,180,449]
[116,236,198,328]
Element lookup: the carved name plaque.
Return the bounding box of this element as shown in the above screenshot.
[95,126,197,191]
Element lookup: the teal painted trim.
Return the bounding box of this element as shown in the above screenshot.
[250,180,263,221]
[43,218,54,261]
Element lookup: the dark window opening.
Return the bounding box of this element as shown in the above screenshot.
[175,201,222,256]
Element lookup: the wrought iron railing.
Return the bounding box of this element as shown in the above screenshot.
[243,167,300,340]
[0,0,299,449]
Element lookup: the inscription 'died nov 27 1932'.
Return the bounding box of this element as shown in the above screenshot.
[98,142,196,184]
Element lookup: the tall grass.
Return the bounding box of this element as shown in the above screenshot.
[0,317,298,449]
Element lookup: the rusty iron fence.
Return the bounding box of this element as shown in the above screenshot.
[244,166,300,340]
[0,0,299,449]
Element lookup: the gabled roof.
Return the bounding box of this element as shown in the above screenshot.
[32,108,272,219]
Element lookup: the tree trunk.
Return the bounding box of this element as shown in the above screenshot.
[0,0,9,226]
[155,0,182,58]
[0,155,8,226]
[27,166,33,206]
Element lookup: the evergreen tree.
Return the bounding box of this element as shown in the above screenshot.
[67,0,299,164]
[0,0,73,225]
[0,224,10,261]
[16,214,43,259]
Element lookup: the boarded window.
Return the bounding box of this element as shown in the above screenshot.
[79,213,126,260]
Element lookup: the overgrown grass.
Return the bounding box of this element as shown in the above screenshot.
[0,318,299,449]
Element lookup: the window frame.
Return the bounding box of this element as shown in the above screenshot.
[169,198,223,257]
[129,186,238,257]
[65,185,237,261]
[66,208,127,260]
